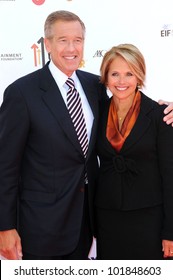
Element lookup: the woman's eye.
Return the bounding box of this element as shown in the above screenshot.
[112,72,119,76]
[127,72,133,76]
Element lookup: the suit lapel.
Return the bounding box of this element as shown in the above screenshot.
[39,65,99,157]
[121,93,154,152]
[39,64,83,155]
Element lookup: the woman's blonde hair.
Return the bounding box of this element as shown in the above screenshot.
[100,43,146,88]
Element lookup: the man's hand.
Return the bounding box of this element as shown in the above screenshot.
[0,229,22,260]
[158,100,173,126]
[162,239,173,258]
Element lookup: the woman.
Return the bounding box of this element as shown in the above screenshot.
[95,43,173,259]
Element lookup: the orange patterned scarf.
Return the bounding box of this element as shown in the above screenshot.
[106,91,141,152]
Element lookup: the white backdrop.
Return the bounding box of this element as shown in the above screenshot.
[1,0,173,103]
[1,0,173,259]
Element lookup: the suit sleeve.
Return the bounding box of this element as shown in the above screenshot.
[157,105,173,240]
[0,83,30,230]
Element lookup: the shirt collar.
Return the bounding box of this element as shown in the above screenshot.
[48,60,78,88]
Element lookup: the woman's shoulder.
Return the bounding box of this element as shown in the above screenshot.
[140,91,167,113]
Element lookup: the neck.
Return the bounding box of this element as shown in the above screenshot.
[113,95,135,114]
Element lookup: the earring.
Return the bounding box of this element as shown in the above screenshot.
[135,84,140,92]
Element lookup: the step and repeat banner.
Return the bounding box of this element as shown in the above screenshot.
[0,0,173,259]
[1,0,173,104]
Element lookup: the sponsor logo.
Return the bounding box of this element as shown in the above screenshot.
[31,37,49,67]
[93,49,107,58]
[161,24,173,37]
[32,0,45,5]
[79,59,85,68]
[0,53,23,61]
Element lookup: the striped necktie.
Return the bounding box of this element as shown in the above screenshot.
[66,78,88,158]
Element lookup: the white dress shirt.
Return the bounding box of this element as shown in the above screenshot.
[48,60,94,142]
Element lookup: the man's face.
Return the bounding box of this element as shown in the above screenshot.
[45,20,84,77]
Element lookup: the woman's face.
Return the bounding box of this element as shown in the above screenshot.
[107,56,138,101]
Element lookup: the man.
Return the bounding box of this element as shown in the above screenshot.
[0,10,107,260]
[0,10,172,260]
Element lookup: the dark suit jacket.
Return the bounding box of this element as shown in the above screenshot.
[95,92,173,240]
[0,62,107,256]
